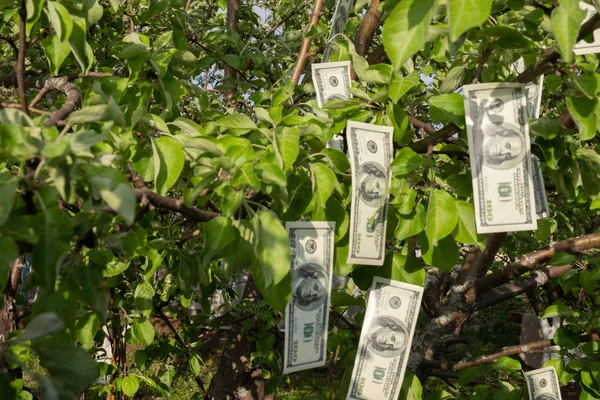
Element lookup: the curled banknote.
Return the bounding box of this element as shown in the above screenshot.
[524,366,562,400]
[346,121,393,266]
[511,58,544,120]
[346,277,423,400]
[283,221,335,374]
[463,83,537,233]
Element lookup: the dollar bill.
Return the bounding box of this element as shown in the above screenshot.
[312,61,352,108]
[511,58,544,120]
[283,221,335,374]
[524,366,562,400]
[346,277,423,400]
[323,0,354,61]
[532,155,550,219]
[347,121,393,266]
[574,1,600,55]
[463,83,537,233]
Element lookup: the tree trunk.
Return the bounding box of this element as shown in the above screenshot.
[206,276,267,400]
[0,258,23,380]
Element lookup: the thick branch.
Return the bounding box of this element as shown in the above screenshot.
[290,0,324,86]
[409,123,460,153]
[366,44,386,65]
[43,78,81,127]
[475,232,600,295]
[477,264,574,310]
[452,333,599,371]
[134,187,220,222]
[408,116,436,135]
[17,1,29,116]
[353,0,382,57]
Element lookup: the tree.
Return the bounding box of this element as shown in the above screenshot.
[0,0,599,398]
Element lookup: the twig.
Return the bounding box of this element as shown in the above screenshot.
[353,0,382,57]
[472,41,495,84]
[1,103,48,115]
[134,187,220,222]
[290,0,325,86]
[452,333,599,371]
[0,34,18,54]
[17,0,29,116]
[267,3,309,37]
[224,0,239,106]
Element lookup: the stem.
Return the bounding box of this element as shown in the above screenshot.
[290,0,324,86]
[17,0,29,116]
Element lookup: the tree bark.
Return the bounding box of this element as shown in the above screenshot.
[353,0,382,57]
[207,276,267,400]
[0,258,24,380]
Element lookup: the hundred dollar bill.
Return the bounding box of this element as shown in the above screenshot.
[511,58,544,120]
[574,1,600,55]
[346,277,423,400]
[532,155,550,219]
[323,0,354,61]
[524,366,562,400]
[312,61,352,108]
[347,121,393,265]
[283,221,335,374]
[463,83,537,233]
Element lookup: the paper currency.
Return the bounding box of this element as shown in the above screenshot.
[312,61,352,108]
[464,83,537,233]
[511,58,544,120]
[323,0,354,61]
[574,1,600,55]
[346,277,423,400]
[347,121,393,266]
[283,221,335,374]
[524,366,562,400]
[532,155,549,219]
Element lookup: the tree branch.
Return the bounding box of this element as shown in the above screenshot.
[477,264,574,310]
[451,333,599,371]
[224,0,239,106]
[475,232,600,295]
[134,188,220,222]
[17,1,29,116]
[290,0,324,86]
[0,34,18,54]
[353,0,382,57]
[43,77,81,127]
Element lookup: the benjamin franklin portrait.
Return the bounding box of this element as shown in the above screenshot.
[481,122,527,170]
[366,315,409,358]
[292,263,328,312]
[357,161,388,207]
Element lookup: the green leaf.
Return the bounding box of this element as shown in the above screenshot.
[223,220,255,277]
[529,119,561,140]
[33,340,99,399]
[566,96,599,141]
[252,212,291,311]
[216,114,257,133]
[548,252,577,266]
[439,65,466,94]
[83,164,136,225]
[311,163,336,208]
[122,375,140,397]
[452,201,480,244]
[75,312,100,350]
[0,237,18,293]
[429,94,465,126]
[256,159,286,187]
[398,371,422,400]
[383,0,435,71]
[13,313,64,342]
[389,70,420,103]
[67,100,126,127]
[493,357,522,373]
[426,190,458,246]
[419,232,460,272]
[571,72,600,99]
[42,36,71,75]
[551,0,586,63]
[540,301,573,318]
[152,136,185,195]
[276,127,299,172]
[553,327,580,350]
[68,16,94,73]
[321,148,350,173]
[0,171,17,227]
[26,0,45,35]
[447,0,493,42]
[134,281,154,318]
[46,1,73,42]
[132,317,155,345]
[202,216,236,265]
[391,147,423,176]
[395,203,426,241]
[388,253,425,286]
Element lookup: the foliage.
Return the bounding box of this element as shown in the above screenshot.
[0,0,600,399]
